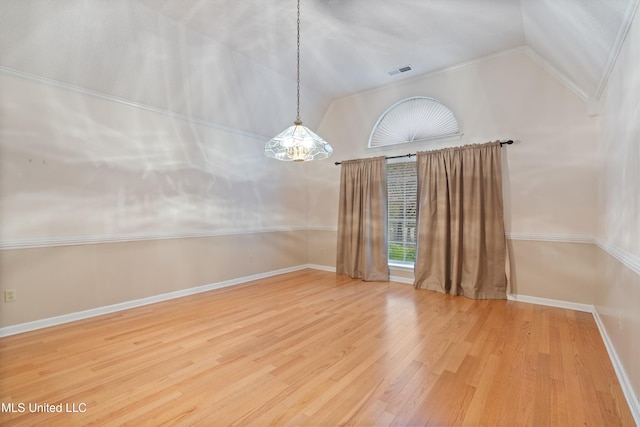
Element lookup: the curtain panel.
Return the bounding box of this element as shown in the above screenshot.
[336,157,389,281]
[414,142,507,299]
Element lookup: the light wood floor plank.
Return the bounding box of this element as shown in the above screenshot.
[0,269,635,426]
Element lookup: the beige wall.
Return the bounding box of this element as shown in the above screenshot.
[308,229,598,304]
[508,240,597,304]
[595,4,640,411]
[310,50,599,236]
[306,229,337,268]
[308,50,600,303]
[0,230,307,327]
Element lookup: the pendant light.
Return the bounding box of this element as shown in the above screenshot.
[265,0,333,162]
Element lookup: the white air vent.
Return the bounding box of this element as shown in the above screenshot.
[368,97,460,148]
[387,65,413,76]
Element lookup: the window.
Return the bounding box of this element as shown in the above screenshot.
[369,97,460,148]
[387,161,417,266]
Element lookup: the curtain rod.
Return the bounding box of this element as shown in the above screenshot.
[333,140,514,165]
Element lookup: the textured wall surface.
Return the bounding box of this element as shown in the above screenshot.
[0,74,308,242]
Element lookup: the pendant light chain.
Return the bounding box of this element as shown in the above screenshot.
[296,0,301,123]
[263,0,332,161]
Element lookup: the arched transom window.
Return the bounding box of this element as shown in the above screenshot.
[368,96,460,148]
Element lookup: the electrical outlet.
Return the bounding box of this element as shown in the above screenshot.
[4,289,16,303]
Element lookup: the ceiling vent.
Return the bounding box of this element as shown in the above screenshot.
[368,97,460,148]
[387,65,413,76]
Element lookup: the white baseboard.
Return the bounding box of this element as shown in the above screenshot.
[306,264,414,285]
[0,264,310,338]
[390,275,414,284]
[592,310,640,425]
[507,293,594,313]
[306,264,336,272]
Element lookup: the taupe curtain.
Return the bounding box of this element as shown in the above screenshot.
[414,142,507,299]
[336,157,389,281]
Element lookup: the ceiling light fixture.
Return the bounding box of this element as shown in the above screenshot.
[265,0,333,162]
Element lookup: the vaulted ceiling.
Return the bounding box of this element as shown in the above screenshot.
[1,0,637,136]
[139,0,634,100]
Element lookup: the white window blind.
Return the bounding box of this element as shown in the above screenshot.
[387,161,417,265]
[369,97,460,148]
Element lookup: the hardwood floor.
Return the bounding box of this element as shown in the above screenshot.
[0,269,634,426]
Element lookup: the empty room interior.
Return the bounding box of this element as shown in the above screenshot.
[0,0,639,425]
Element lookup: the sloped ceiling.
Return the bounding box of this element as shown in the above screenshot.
[0,0,637,136]
[136,0,527,99]
[132,0,637,101]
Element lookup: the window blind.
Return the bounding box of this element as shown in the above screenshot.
[387,161,417,265]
